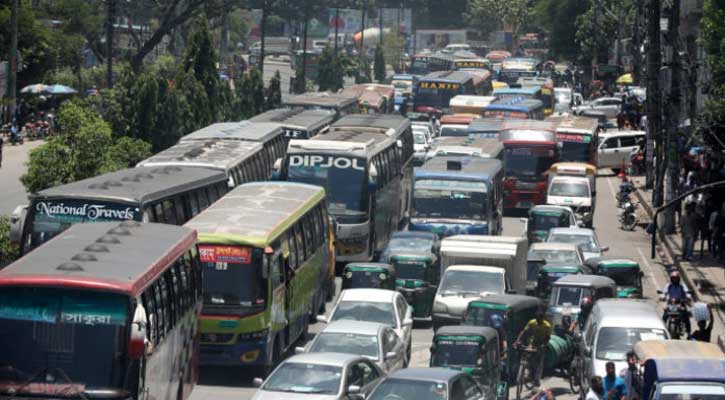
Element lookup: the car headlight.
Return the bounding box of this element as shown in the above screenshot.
[433,301,448,314]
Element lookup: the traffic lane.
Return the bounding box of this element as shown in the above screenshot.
[0,140,43,215]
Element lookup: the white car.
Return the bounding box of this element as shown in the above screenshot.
[546,227,609,260]
[412,121,435,140]
[574,96,622,119]
[413,130,429,165]
[527,242,587,268]
[597,130,646,171]
[319,289,413,363]
[298,320,407,372]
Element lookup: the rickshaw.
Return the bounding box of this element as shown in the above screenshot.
[523,205,578,244]
[633,340,725,400]
[585,256,643,298]
[390,252,439,319]
[536,264,587,300]
[546,274,616,327]
[462,294,542,383]
[430,326,508,400]
[341,262,396,290]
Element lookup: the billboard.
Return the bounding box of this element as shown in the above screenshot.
[414,29,466,52]
[328,8,412,35]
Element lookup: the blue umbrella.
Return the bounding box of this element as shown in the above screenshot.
[46,84,78,95]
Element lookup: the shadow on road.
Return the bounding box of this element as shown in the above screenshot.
[199,366,258,388]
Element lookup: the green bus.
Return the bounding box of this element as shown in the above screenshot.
[184,182,334,372]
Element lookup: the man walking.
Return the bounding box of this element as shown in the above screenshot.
[680,202,698,261]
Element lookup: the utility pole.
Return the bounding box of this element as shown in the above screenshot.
[106,0,115,88]
[645,0,661,192]
[334,6,340,55]
[359,1,367,78]
[259,0,268,74]
[632,0,643,84]
[300,1,309,89]
[220,0,229,67]
[379,6,384,46]
[616,0,623,69]
[662,0,681,233]
[591,0,599,82]
[8,0,18,122]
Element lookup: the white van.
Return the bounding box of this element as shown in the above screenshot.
[597,131,645,171]
[582,299,669,379]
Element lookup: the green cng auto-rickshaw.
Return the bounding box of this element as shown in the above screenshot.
[462,294,542,383]
[430,325,508,400]
[341,263,397,290]
[523,206,578,244]
[547,274,616,327]
[390,253,439,319]
[536,264,587,300]
[585,257,643,298]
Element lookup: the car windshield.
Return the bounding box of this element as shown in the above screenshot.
[369,378,448,400]
[414,132,427,144]
[380,237,433,263]
[531,213,568,231]
[199,245,266,312]
[549,181,590,197]
[263,362,342,394]
[440,270,504,296]
[548,233,599,252]
[529,249,579,264]
[595,327,667,361]
[413,181,487,220]
[286,154,368,221]
[599,267,639,286]
[440,126,469,137]
[331,301,396,327]
[504,147,556,179]
[0,288,129,396]
[432,340,481,367]
[309,332,379,358]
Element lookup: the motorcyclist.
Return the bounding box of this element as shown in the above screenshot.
[660,271,692,335]
[515,310,552,386]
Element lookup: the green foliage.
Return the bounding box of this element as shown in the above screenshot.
[0,215,19,267]
[294,62,307,93]
[703,0,725,87]
[574,3,617,65]
[317,46,339,92]
[382,33,405,74]
[44,67,106,94]
[100,137,153,173]
[466,0,531,37]
[695,86,725,150]
[184,18,227,122]
[249,68,265,114]
[533,0,588,60]
[235,71,255,118]
[374,44,385,82]
[266,70,283,109]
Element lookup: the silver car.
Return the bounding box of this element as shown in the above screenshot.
[574,96,622,119]
[298,320,407,373]
[546,227,609,260]
[252,352,385,400]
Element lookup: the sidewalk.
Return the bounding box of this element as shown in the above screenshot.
[631,175,725,349]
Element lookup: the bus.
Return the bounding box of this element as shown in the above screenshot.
[414,71,475,116]
[483,98,545,120]
[0,221,202,400]
[549,115,599,165]
[185,182,333,371]
[16,166,228,255]
[180,121,287,173]
[341,84,396,114]
[425,137,503,162]
[250,108,334,141]
[410,156,504,236]
[517,77,556,116]
[498,57,540,85]
[494,86,554,117]
[467,70,494,96]
[499,120,559,210]
[449,95,496,116]
[137,140,269,188]
[453,58,490,72]
[467,118,505,139]
[282,128,409,263]
[439,114,479,137]
[409,52,454,75]
[283,92,360,118]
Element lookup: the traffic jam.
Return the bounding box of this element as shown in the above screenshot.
[1,53,722,400]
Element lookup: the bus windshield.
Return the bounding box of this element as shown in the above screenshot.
[416,85,459,109]
[410,59,429,75]
[560,141,592,162]
[286,155,368,221]
[26,199,142,251]
[504,146,556,180]
[199,245,267,312]
[439,125,469,137]
[0,287,129,395]
[413,180,487,220]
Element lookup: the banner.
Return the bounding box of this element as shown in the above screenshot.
[328,8,412,35]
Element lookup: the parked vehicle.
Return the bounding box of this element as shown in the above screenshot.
[430,326,507,400]
[546,227,608,261]
[585,257,643,298]
[547,274,616,327]
[368,368,487,400]
[342,263,397,290]
[619,201,639,230]
[573,96,622,119]
[522,205,579,244]
[597,130,646,172]
[390,253,439,319]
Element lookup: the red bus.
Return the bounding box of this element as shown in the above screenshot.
[499,120,559,210]
[0,221,201,400]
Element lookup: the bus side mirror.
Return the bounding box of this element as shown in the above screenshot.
[130,304,148,359]
[272,158,283,180]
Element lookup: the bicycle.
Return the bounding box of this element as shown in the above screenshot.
[514,343,540,400]
[566,334,585,395]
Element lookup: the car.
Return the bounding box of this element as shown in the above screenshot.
[378,231,440,264]
[597,130,646,172]
[413,130,430,165]
[546,227,609,260]
[521,204,580,243]
[319,289,413,363]
[367,368,486,400]
[412,121,436,140]
[574,96,622,119]
[252,352,384,400]
[527,242,587,268]
[298,320,407,373]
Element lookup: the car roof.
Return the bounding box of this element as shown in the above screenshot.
[435,325,498,341]
[548,227,596,236]
[284,352,363,366]
[388,367,462,382]
[390,231,438,241]
[593,299,663,327]
[467,294,541,310]
[445,265,505,273]
[321,320,386,335]
[553,274,615,287]
[529,205,574,215]
[530,242,580,251]
[584,256,639,267]
[339,288,396,302]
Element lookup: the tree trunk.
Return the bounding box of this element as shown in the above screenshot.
[334,7,340,55]
[220,0,229,66]
[301,2,309,88]
[359,2,367,75]
[379,7,383,46]
[646,0,661,191]
[8,0,18,121]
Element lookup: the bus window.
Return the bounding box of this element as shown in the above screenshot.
[287,233,298,270]
[303,214,316,251]
[163,199,177,225]
[174,197,186,223]
[189,193,200,217]
[197,189,209,210]
[295,223,306,262]
[206,186,219,204]
[142,289,159,345]
[163,271,177,325]
[154,203,164,223]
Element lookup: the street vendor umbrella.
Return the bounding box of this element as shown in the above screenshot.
[46,84,78,95]
[616,73,633,85]
[20,83,48,94]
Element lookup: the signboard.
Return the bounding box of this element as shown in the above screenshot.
[199,245,252,264]
[414,29,466,52]
[33,200,140,222]
[419,82,461,90]
[454,60,488,70]
[289,154,365,170]
[328,8,412,35]
[556,133,591,143]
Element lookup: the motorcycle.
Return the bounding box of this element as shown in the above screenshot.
[663,299,688,339]
[618,202,638,230]
[8,126,23,145]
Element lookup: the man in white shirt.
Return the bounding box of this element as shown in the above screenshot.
[586,376,604,400]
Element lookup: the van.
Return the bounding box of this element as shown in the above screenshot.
[597,131,645,172]
[582,299,669,381]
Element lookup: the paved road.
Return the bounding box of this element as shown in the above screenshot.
[191,171,673,400]
[262,59,356,101]
[0,140,42,216]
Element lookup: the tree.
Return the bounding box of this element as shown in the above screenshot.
[100,136,153,173]
[532,0,588,60]
[266,70,282,109]
[184,18,224,121]
[249,68,266,114]
[574,1,619,67]
[373,44,385,82]
[702,0,725,88]
[317,45,337,91]
[235,72,255,118]
[465,0,531,39]
[0,215,19,267]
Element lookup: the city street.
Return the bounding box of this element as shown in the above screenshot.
[0,140,42,216]
[190,171,674,400]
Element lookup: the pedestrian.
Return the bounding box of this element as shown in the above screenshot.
[689,303,714,342]
[619,351,641,400]
[680,202,698,261]
[529,387,555,400]
[603,361,627,400]
[709,202,722,257]
[586,376,605,400]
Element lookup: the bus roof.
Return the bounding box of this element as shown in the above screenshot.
[391,74,416,81]
[501,57,539,69]
[501,119,557,132]
[288,129,396,159]
[440,114,478,125]
[431,137,503,155]
[32,166,227,205]
[485,98,544,112]
[449,95,496,108]
[420,70,473,84]
[416,156,502,181]
[136,139,263,173]
[493,87,541,96]
[180,121,284,143]
[331,114,411,133]
[467,118,505,133]
[283,91,359,109]
[184,182,325,247]
[249,108,335,132]
[0,221,196,297]
[550,115,598,135]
